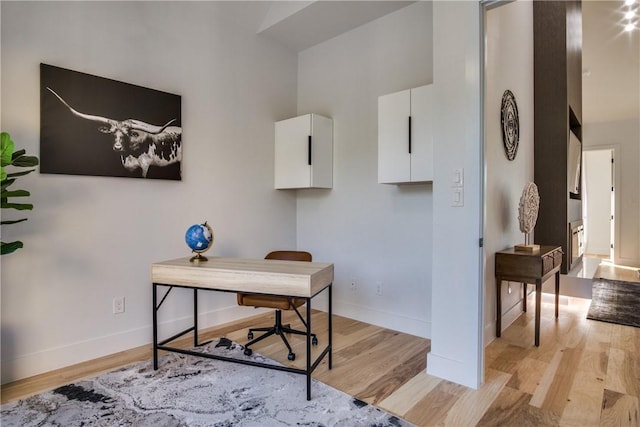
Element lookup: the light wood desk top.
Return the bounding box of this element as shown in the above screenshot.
[151,257,334,298]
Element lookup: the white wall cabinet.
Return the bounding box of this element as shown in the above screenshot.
[275,114,333,189]
[378,84,433,184]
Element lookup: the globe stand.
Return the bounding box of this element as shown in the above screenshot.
[185,221,214,263]
[189,252,208,263]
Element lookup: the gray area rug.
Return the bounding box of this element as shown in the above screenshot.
[587,278,640,328]
[1,338,412,427]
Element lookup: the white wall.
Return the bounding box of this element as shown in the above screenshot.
[295,2,433,338]
[0,1,299,383]
[427,1,483,389]
[484,1,534,343]
[1,0,492,390]
[583,118,640,267]
[583,149,612,256]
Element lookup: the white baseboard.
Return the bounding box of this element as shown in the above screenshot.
[333,301,430,338]
[426,352,481,389]
[485,321,496,346]
[484,297,525,346]
[2,300,430,384]
[616,256,640,269]
[1,305,265,384]
[586,246,609,256]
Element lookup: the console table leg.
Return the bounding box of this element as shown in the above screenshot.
[522,282,527,312]
[555,272,560,318]
[535,280,542,347]
[496,277,502,337]
[328,283,333,369]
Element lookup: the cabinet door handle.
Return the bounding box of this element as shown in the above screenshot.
[308,135,312,165]
[408,116,412,154]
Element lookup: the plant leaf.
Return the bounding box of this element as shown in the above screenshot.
[1,201,34,210]
[12,155,39,167]
[6,169,35,179]
[1,133,14,167]
[1,178,16,191]
[1,218,28,225]
[1,240,24,255]
[2,189,30,198]
[11,149,26,160]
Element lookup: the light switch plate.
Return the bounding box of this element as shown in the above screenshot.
[452,168,464,187]
[452,187,464,207]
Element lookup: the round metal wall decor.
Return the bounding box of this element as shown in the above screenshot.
[501,90,520,161]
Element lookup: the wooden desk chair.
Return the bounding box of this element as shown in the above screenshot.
[237,250,318,361]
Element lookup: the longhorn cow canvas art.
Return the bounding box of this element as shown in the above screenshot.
[40,64,182,180]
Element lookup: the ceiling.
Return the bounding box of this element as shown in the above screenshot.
[208,1,414,52]
[256,1,415,52]
[582,1,640,124]
[218,1,637,125]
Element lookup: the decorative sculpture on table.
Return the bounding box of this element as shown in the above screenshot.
[185,221,213,262]
[515,182,540,252]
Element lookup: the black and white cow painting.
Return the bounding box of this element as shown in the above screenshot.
[40,64,182,180]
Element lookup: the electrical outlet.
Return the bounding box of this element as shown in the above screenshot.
[113,296,125,314]
[508,284,512,295]
[376,281,383,296]
[350,277,357,292]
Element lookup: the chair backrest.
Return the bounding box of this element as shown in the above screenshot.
[265,250,312,262]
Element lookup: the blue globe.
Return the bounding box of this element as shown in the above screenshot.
[185,222,213,256]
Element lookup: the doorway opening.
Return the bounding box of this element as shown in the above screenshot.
[582,148,615,277]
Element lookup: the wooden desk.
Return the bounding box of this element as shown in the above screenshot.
[495,246,562,346]
[151,257,334,400]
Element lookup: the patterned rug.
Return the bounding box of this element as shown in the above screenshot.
[587,278,640,328]
[1,338,412,427]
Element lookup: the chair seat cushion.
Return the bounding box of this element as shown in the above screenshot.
[237,293,306,310]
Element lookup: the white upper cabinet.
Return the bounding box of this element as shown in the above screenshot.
[274,114,333,189]
[378,84,433,184]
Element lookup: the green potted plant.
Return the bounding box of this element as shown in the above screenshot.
[1,132,39,255]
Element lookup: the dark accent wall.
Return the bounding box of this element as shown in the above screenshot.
[533,0,583,274]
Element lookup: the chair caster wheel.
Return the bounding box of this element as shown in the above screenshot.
[312,336,318,346]
[247,332,254,340]
[288,352,296,361]
[244,348,253,356]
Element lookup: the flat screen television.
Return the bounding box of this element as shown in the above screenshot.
[568,130,582,196]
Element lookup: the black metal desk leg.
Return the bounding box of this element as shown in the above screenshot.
[193,289,199,346]
[153,283,158,370]
[306,297,312,401]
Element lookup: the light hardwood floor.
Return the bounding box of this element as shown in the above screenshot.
[2,275,639,426]
[595,260,640,284]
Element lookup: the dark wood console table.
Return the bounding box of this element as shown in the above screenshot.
[495,245,562,346]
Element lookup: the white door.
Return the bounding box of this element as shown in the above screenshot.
[378,89,411,183]
[275,115,312,189]
[410,85,434,182]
